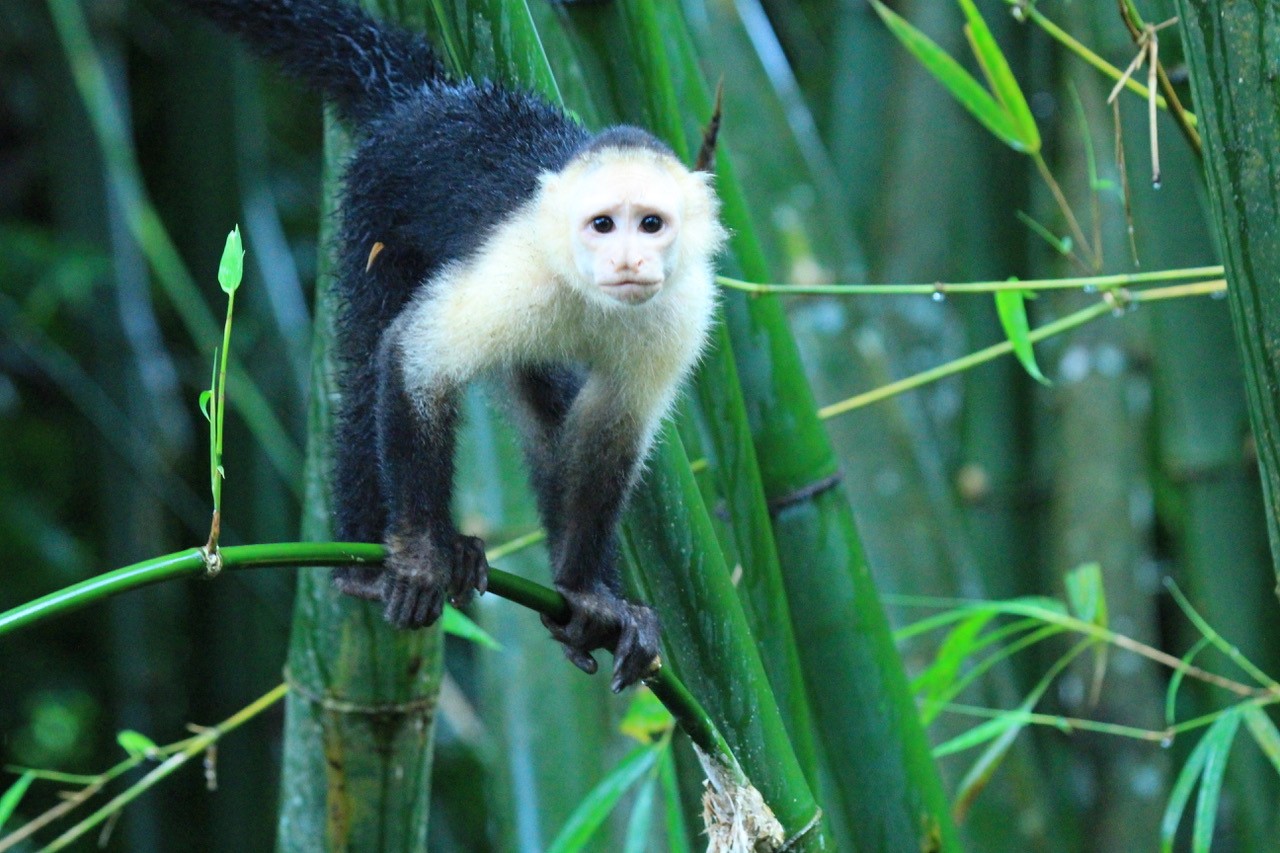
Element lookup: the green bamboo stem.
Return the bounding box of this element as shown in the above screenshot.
[818,279,1226,418]
[718,264,1223,296]
[1176,0,1280,596]
[942,694,1280,744]
[618,3,960,846]
[0,541,735,768]
[594,0,824,787]
[1003,0,1198,129]
[39,683,290,852]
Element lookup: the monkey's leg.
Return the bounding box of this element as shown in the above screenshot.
[374,330,488,629]
[533,378,660,693]
[331,345,388,601]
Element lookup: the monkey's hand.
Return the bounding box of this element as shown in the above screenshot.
[541,587,660,693]
[377,532,489,628]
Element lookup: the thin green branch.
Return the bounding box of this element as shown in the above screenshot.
[39,684,289,852]
[818,280,1225,418]
[1032,151,1097,269]
[1115,0,1202,155]
[0,539,736,773]
[0,758,143,852]
[1006,0,1198,129]
[717,264,1222,297]
[885,586,1269,699]
[941,694,1279,743]
[1164,579,1280,691]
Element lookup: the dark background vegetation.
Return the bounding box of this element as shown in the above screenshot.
[2,0,1277,850]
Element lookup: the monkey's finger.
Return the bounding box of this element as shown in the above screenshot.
[561,644,598,675]
[453,536,489,598]
[611,624,645,693]
[383,579,412,628]
[411,584,444,628]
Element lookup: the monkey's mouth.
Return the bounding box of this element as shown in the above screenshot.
[600,278,663,304]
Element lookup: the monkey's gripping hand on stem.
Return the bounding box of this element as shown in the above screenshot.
[377,532,489,628]
[541,586,661,693]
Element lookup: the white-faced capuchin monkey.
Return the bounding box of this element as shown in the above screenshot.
[182,0,726,691]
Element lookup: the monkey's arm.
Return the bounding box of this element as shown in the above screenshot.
[356,327,488,627]
[529,375,662,692]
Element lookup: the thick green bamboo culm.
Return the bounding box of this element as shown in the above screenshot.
[273,109,443,852]
[594,1,961,849]
[1175,0,1280,597]
[412,1,829,846]
[546,0,823,791]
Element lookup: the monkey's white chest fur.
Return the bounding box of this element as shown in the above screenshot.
[393,208,718,431]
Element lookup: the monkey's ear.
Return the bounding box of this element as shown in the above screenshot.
[693,78,724,173]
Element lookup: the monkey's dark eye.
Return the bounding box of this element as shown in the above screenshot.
[640,215,664,234]
[592,216,615,234]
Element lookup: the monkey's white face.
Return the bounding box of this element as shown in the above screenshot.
[566,161,683,306]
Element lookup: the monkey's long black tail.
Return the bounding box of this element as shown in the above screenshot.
[181,0,446,124]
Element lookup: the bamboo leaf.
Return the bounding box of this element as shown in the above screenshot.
[198,389,213,422]
[994,290,1050,384]
[1165,637,1212,727]
[1064,562,1108,702]
[117,729,159,759]
[868,0,1028,151]
[1242,705,1280,777]
[440,605,499,650]
[0,771,36,834]
[913,611,994,723]
[659,751,691,853]
[950,710,1023,822]
[944,640,1091,813]
[217,225,244,294]
[926,624,1066,721]
[956,0,1039,153]
[1064,563,1107,627]
[1192,707,1242,852]
[1161,717,1214,852]
[895,595,1068,642]
[546,743,661,853]
[622,772,658,853]
[933,713,1020,758]
[619,688,673,743]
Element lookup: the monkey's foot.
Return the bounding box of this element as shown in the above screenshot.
[541,587,660,693]
[380,533,489,629]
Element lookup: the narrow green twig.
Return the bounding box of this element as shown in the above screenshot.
[1164,579,1280,692]
[941,694,1279,743]
[39,684,288,852]
[886,584,1268,698]
[0,539,736,773]
[1032,152,1097,269]
[0,755,148,852]
[717,264,1222,297]
[817,279,1224,418]
[1005,0,1197,129]
[1116,0,1202,156]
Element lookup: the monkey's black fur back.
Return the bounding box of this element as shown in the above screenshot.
[334,84,589,541]
[185,0,593,541]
